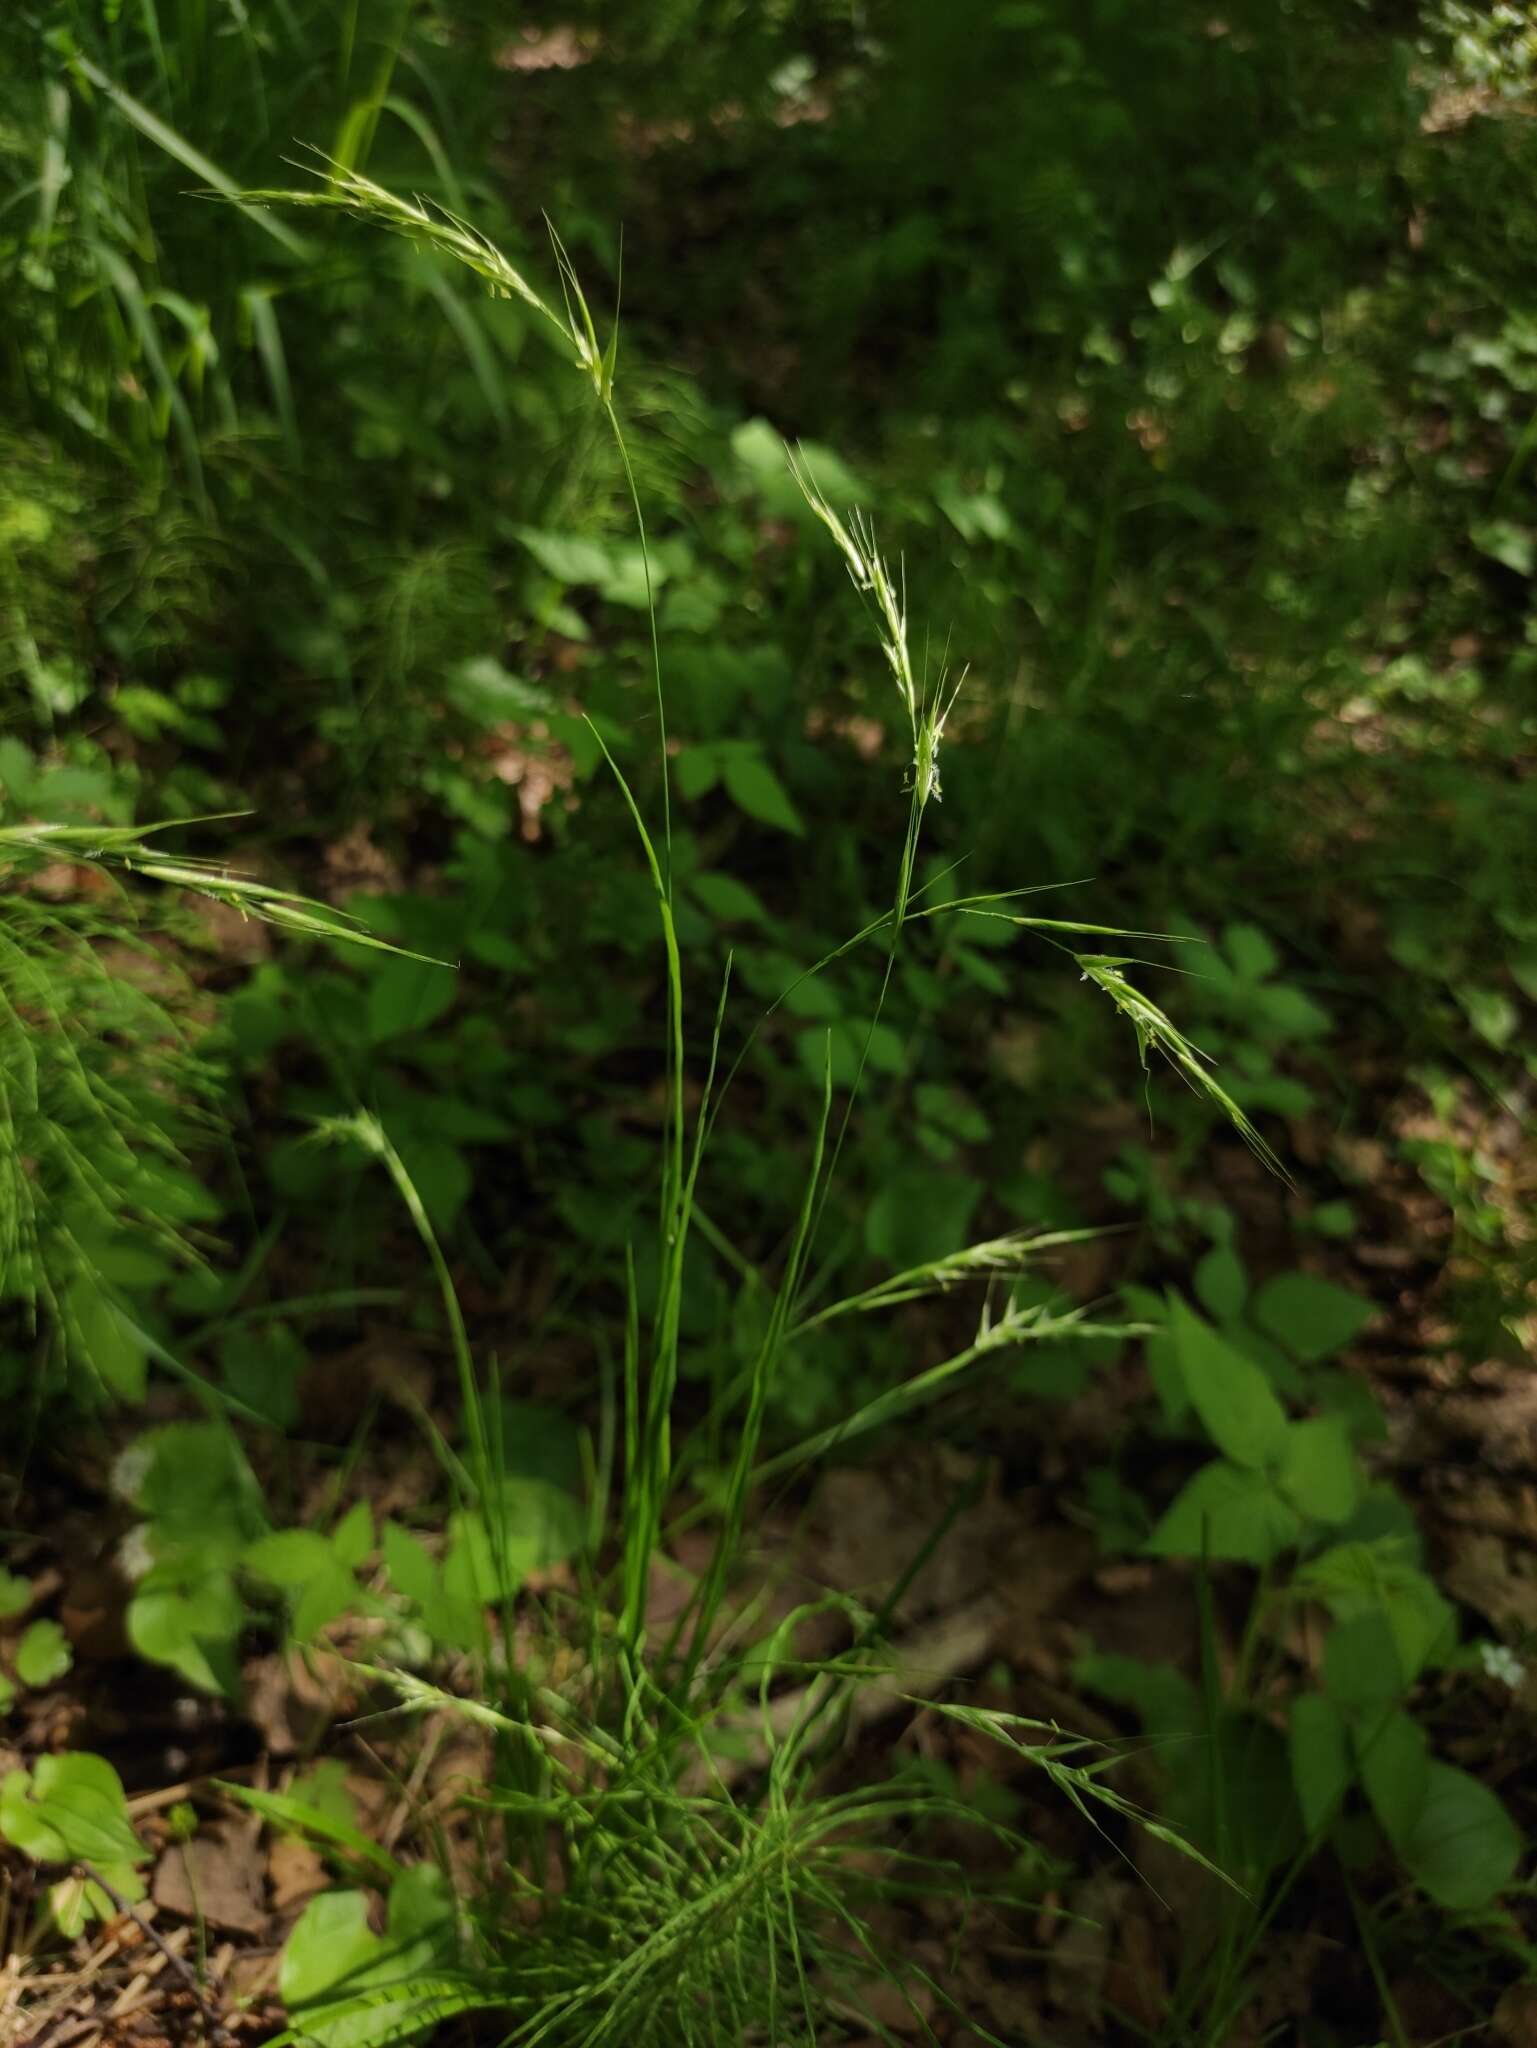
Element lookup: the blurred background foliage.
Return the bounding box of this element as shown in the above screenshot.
[0,0,1532,1426]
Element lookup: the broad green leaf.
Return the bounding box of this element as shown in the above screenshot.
[674,745,720,799]
[1456,986,1518,1049]
[0,1570,32,1619]
[1312,1368,1387,1444]
[1358,1708,1429,1848]
[129,1423,265,1544]
[383,1522,441,1612]
[288,1761,362,1835]
[281,1866,459,2047]
[1193,1245,1247,1322]
[1251,1273,1374,1364]
[496,1400,585,1495]
[596,544,658,609]
[386,1863,457,1947]
[392,1135,471,1233]
[332,1502,374,1569]
[127,1572,244,1695]
[1398,1762,1522,1910]
[1510,945,1537,1003]
[366,958,457,1044]
[443,1483,586,1611]
[219,1324,304,1429]
[1289,1693,1352,1835]
[688,871,768,924]
[1074,1653,1199,1741]
[721,753,803,835]
[913,1082,991,1145]
[1249,983,1331,1040]
[732,421,861,511]
[445,657,552,724]
[1222,922,1279,982]
[280,1889,382,2009]
[1322,1612,1405,1714]
[0,1753,146,1878]
[1299,1541,1457,1683]
[731,416,791,483]
[1471,518,1534,576]
[1143,1324,1190,1426]
[49,1873,121,1937]
[865,1171,982,1270]
[15,1620,71,1688]
[292,1561,359,1643]
[1277,1416,1359,1524]
[1168,1299,1289,1469]
[513,527,612,585]
[1144,1458,1302,1564]
[245,1529,334,1585]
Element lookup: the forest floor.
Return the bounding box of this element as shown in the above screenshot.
[5,1019,1534,2048]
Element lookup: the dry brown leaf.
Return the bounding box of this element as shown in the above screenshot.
[266,1835,327,1914]
[152,1827,266,1936]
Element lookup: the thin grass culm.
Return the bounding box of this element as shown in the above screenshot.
[226,171,1285,2045]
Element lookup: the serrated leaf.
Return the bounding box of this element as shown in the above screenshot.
[1144,1458,1302,1564]
[1251,1273,1374,1363]
[0,1570,33,1619]
[1168,1298,1289,1469]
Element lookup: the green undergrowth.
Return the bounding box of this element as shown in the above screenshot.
[2,3,1536,2042]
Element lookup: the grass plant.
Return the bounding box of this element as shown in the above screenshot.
[220,179,1278,2044]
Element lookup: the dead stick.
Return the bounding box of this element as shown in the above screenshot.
[74,1863,233,2046]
